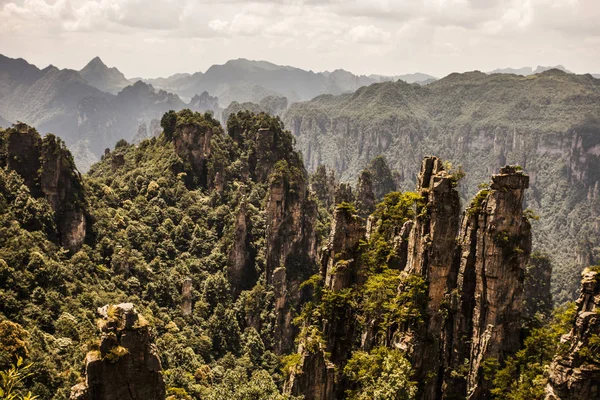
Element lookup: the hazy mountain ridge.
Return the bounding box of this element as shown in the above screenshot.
[283,69,600,302]
[79,56,131,95]
[488,65,572,75]
[144,58,437,106]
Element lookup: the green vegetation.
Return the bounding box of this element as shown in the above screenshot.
[0,357,38,400]
[344,347,417,400]
[0,111,308,399]
[486,303,577,399]
[284,72,600,303]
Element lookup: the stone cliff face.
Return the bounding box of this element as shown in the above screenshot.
[265,163,318,354]
[545,268,600,400]
[449,166,532,399]
[172,122,215,188]
[286,157,532,400]
[404,156,461,399]
[1,123,87,250]
[286,205,365,399]
[70,303,165,400]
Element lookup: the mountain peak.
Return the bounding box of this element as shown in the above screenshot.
[79,56,130,94]
[86,56,106,68]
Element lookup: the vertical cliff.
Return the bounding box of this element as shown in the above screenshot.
[545,268,600,399]
[445,166,532,399]
[404,156,461,399]
[70,303,165,400]
[1,123,87,251]
[286,204,365,399]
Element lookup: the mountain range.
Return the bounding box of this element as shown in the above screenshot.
[0,54,437,170]
[488,64,573,75]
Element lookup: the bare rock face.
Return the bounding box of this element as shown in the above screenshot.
[334,182,354,204]
[404,156,461,399]
[2,123,87,251]
[227,198,258,296]
[70,303,165,400]
[284,339,336,400]
[287,205,365,399]
[172,122,214,187]
[181,278,193,316]
[356,169,376,217]
[446,165,531,399]
[545,268,600,400]
[264,158,318,354]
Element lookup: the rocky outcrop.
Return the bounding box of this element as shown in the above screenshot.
[284,338,336,400]
[545,268,600,400]
[227,198,258,296]
[287,205,365,399]
[265,163,318,354]
[1,123,87,251]
[404,156,461,399]
[70,303,165,400]
[445,165,531,399]
[334,183,354,204]
[355,169,376,217]
[172,121,215,187]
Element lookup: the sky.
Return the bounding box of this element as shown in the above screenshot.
[0,0,598,78]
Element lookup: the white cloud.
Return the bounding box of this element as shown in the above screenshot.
[348,25,391,44]
[0,0,598,77]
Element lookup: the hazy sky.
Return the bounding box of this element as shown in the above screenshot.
[0,0,598,78]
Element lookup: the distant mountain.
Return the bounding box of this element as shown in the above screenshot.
[370,72,438,84]
[488,67,533,75]
[0,54,221,171]
[74,80,188,169]
[533,65,572,74]
[284,69,600,303]
[222,95,288,124]
[0,54,109,139]
[144,59,436,106]
[488,65,573,76]
[592,73,599,79]
[79,56,131,95]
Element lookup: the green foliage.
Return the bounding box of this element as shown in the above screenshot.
[487,302,577,399]
[344,347,417,400]
[0,112,319,398]
[467,189,490,217]
[0,357,38,400]
[104,346,129,363]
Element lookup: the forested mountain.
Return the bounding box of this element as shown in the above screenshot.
[283,69,600,303]
[1,110,599,400]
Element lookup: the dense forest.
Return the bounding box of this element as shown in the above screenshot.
[0,110,599,400]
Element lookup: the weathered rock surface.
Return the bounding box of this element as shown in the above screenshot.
[172,122,214,187]
[70,303,165,400]
[287,205,365,399]
[1,123,87,250]
[404,156,461,399]
[545,268,600,400]
[445,165,531,399]
[286,157,532,400]
[265,164,318,354]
